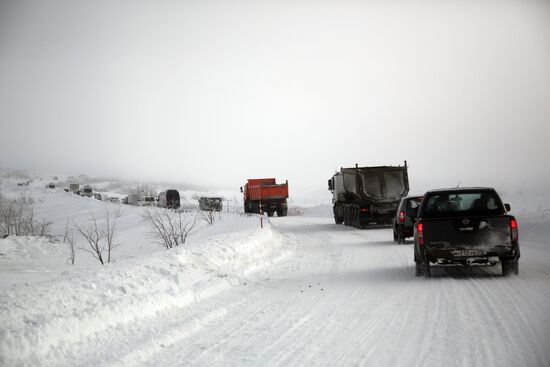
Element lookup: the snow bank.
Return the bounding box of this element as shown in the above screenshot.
[0,236,64,262]
[0,215,290,366]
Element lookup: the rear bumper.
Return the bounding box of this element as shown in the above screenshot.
[424,246,519,264]
[396,223,415,237]
[359,211,394,224]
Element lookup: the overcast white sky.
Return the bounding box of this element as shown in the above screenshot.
[1,0,549,199]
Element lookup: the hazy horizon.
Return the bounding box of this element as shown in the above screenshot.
[2,0,549,196]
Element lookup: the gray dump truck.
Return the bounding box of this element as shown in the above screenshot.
[328,162,410,227]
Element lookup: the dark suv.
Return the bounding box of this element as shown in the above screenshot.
[392,196,423,244]
[414,187,520,277]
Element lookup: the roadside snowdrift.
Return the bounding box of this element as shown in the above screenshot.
[0,217,290,366]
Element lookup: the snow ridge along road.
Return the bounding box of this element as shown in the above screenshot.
[139,216,549,367]
[0,213,293,366]
[1,199,550,366]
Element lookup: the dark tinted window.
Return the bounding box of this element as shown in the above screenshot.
[166,190,180,200]
[422,191,504,217]
[405,197,422,216]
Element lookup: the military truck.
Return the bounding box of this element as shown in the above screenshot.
[199,197,223,212]
[158,190,181,209]
[328,162,409,227]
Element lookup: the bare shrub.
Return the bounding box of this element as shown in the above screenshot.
[199,208,220,225]
[72,208,121,265]
[104,207,121,264]
[73,213,105,265]
[142,207,197,249]
[62,219,76,265]
[67,230,76,265]
[135,183,156,198]
[0,194,51,238]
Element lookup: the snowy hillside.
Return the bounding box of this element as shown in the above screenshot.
[1,171,549,366]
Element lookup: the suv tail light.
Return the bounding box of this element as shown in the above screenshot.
[399,211,405,223]
[510,217,518,242]
[416,222,424,246]
[360,208,368,213]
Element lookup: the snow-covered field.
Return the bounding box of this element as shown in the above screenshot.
[1,173,549,366]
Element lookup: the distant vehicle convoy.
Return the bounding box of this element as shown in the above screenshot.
[241,178,288,217]
[30,163,520,277]
[199,197,223,211]
[392,196,423,244]
[413,187,520,277]
[328,162,409,227]
[158,190,180,209]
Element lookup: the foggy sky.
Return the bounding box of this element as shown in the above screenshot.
[1,0,549,199]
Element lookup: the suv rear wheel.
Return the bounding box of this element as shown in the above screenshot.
[397,230,405,244]
[415,261,431,277]
[502,260,519,276]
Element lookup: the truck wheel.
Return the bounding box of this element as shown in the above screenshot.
[415,261,431,277]
[343,208,348,226]
[353,207,361,228]
[397,230,405,244]
[415,262,423,277]
[502,260,519,276]
[425,262,431,277]
[333,206,342,224]
[393,229,398,243]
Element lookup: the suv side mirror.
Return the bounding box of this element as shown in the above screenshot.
[504,203,511,212]
[240,186,243,193]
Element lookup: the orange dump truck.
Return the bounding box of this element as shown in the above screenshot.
[241,178,289,217]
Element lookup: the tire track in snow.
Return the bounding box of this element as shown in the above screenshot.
[57,215,550,367]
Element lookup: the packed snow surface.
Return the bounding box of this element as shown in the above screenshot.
[1,178,549,366]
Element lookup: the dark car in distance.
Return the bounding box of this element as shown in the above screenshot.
[414,187,520,277]
[392,195,423,244]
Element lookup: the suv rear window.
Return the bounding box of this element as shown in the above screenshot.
[422,191,504,217]
[406,198,422,210]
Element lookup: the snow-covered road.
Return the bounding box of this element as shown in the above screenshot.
[29,215,547,367]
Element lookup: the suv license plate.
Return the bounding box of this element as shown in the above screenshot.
[453,250,484,257]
